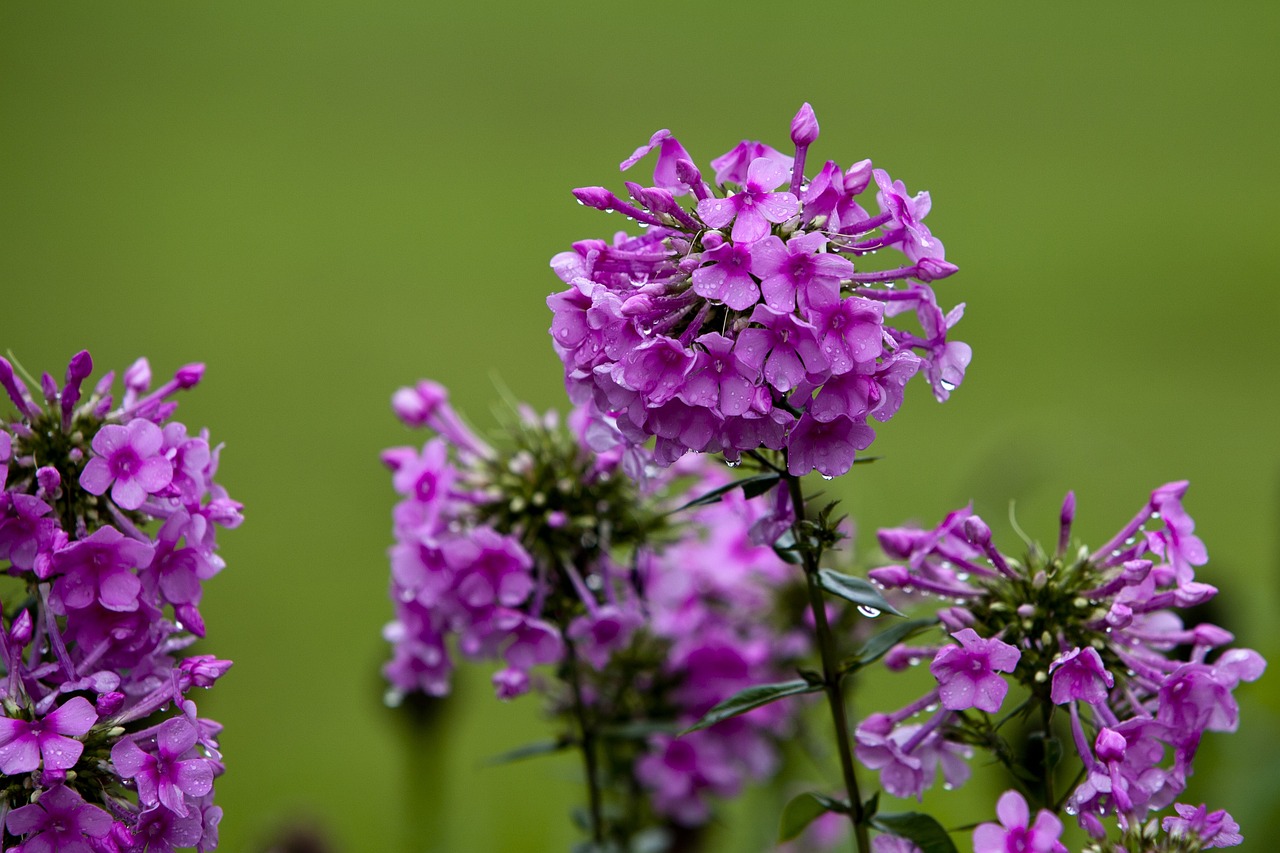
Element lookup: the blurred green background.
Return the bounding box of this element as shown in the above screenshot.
[2,2,1278,850]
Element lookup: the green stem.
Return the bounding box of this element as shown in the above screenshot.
[785,468,870,853]
[563,633,606,846]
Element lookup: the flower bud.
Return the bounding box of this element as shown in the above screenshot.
[790,102,819,146]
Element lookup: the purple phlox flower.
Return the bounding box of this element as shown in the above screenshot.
[854,711,971,800]
[5,784,113,852]
[870,350,924,422]
[111,717,214,817]
[129,805,204,853]
[873,168,944,262]
[79,418,173,511]
[697,158,799,244]
[676,333,760,420]
[750,232,854,313]
[735,304,829,394]
[1068,714,1181,822]
[50,525,153,613]
[636,732,741,826]
[388,437,456,531]
[569,603,643,671]
[690,232,759,310]
[972,789,1068,853]
[161,422,212,507]
[709,139,793,186]
[1162,803,1243,848]
[613,337,697,407]
[930,629,1020,713]
[801,160,847,228]
[0,493,58,573]
[0,696,97,775]
[1156,652,1265,735]
[1144,481,1208,581]
[383,611,453,698]
[442,529,535,614]
[809,296,885,376]
[1049,646,1114,705]
[619,129,694,195]
[122,356,152,410]
[786,412,874,478]
[882,284,970,402]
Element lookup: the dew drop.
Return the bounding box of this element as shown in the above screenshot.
[726,460,740,468]
[857,605,881,618]
[924,702,939,713]
[940,379,957,392]
[1150,511,1161,520]
[821,474,834,481]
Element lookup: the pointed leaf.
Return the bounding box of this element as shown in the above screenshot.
[773,529,802,564]
[817,569,905,616]
[680,680,819,734]
[870,812,959,853]
[486,739,571,765]
[670,473,780,513]
[848,618,938,670]
[778,792,848,842]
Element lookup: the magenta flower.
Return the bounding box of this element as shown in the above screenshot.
[930,629,1020,713]
[4,784,113,851]
[750,231,854,312]
[972,790,1067,853]
[690,235,759,310]
[80,417,173,510]
[111,717,214,816]
[51,524,153,613]
[0,696,98,774]
[697,158,799,244]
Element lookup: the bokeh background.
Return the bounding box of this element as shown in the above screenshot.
[2,2,1278,850]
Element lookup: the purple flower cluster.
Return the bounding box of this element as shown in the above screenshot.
[547,104,968,478]
[860,482,1260,844]
[0,352,238,851]
[382,381,807,828]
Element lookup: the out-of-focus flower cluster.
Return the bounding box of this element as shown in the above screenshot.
[548,103,968,479]
[381,380,807,830]
[0,351,239,852]
[859,482,1259,850]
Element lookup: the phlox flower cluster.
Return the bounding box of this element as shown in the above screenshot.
[381,381,807,830]
[548,103,969,479]
[0,351,239,852]
[858,482,1259,848]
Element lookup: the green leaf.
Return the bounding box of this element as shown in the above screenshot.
[870,812,959,853]
[670,473,780,513]
[816,569,905,616]
[778,792,848,842]
[598,720,678,741]
[680,680,820,734]
[485,739,570,765]
[848,618,938,670]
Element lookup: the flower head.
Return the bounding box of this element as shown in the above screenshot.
[548,105,966,477]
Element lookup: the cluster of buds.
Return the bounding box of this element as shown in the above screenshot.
[381,381,808,834]
[859,483,1260,850]
[548,104,968,478]
[0,352,238,851]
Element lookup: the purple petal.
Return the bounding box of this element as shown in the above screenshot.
[110,737,150,777]
[135,455,174,492]
[91,424,128,456]
[696,197,737,229]
[38,732,85,771]
[46,696,97,737]
[0,734,41,774]
[126,418,164,456]
[98,568,142,611]
[157,717,199,759]
[79,457,113,495]
[176,758,214,797]
[110,477,147,510]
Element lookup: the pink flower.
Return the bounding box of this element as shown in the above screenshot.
[930,629,1020,713]
[1049,646,1114,705]
[972,790,1067,853]
[80,417,173,510]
